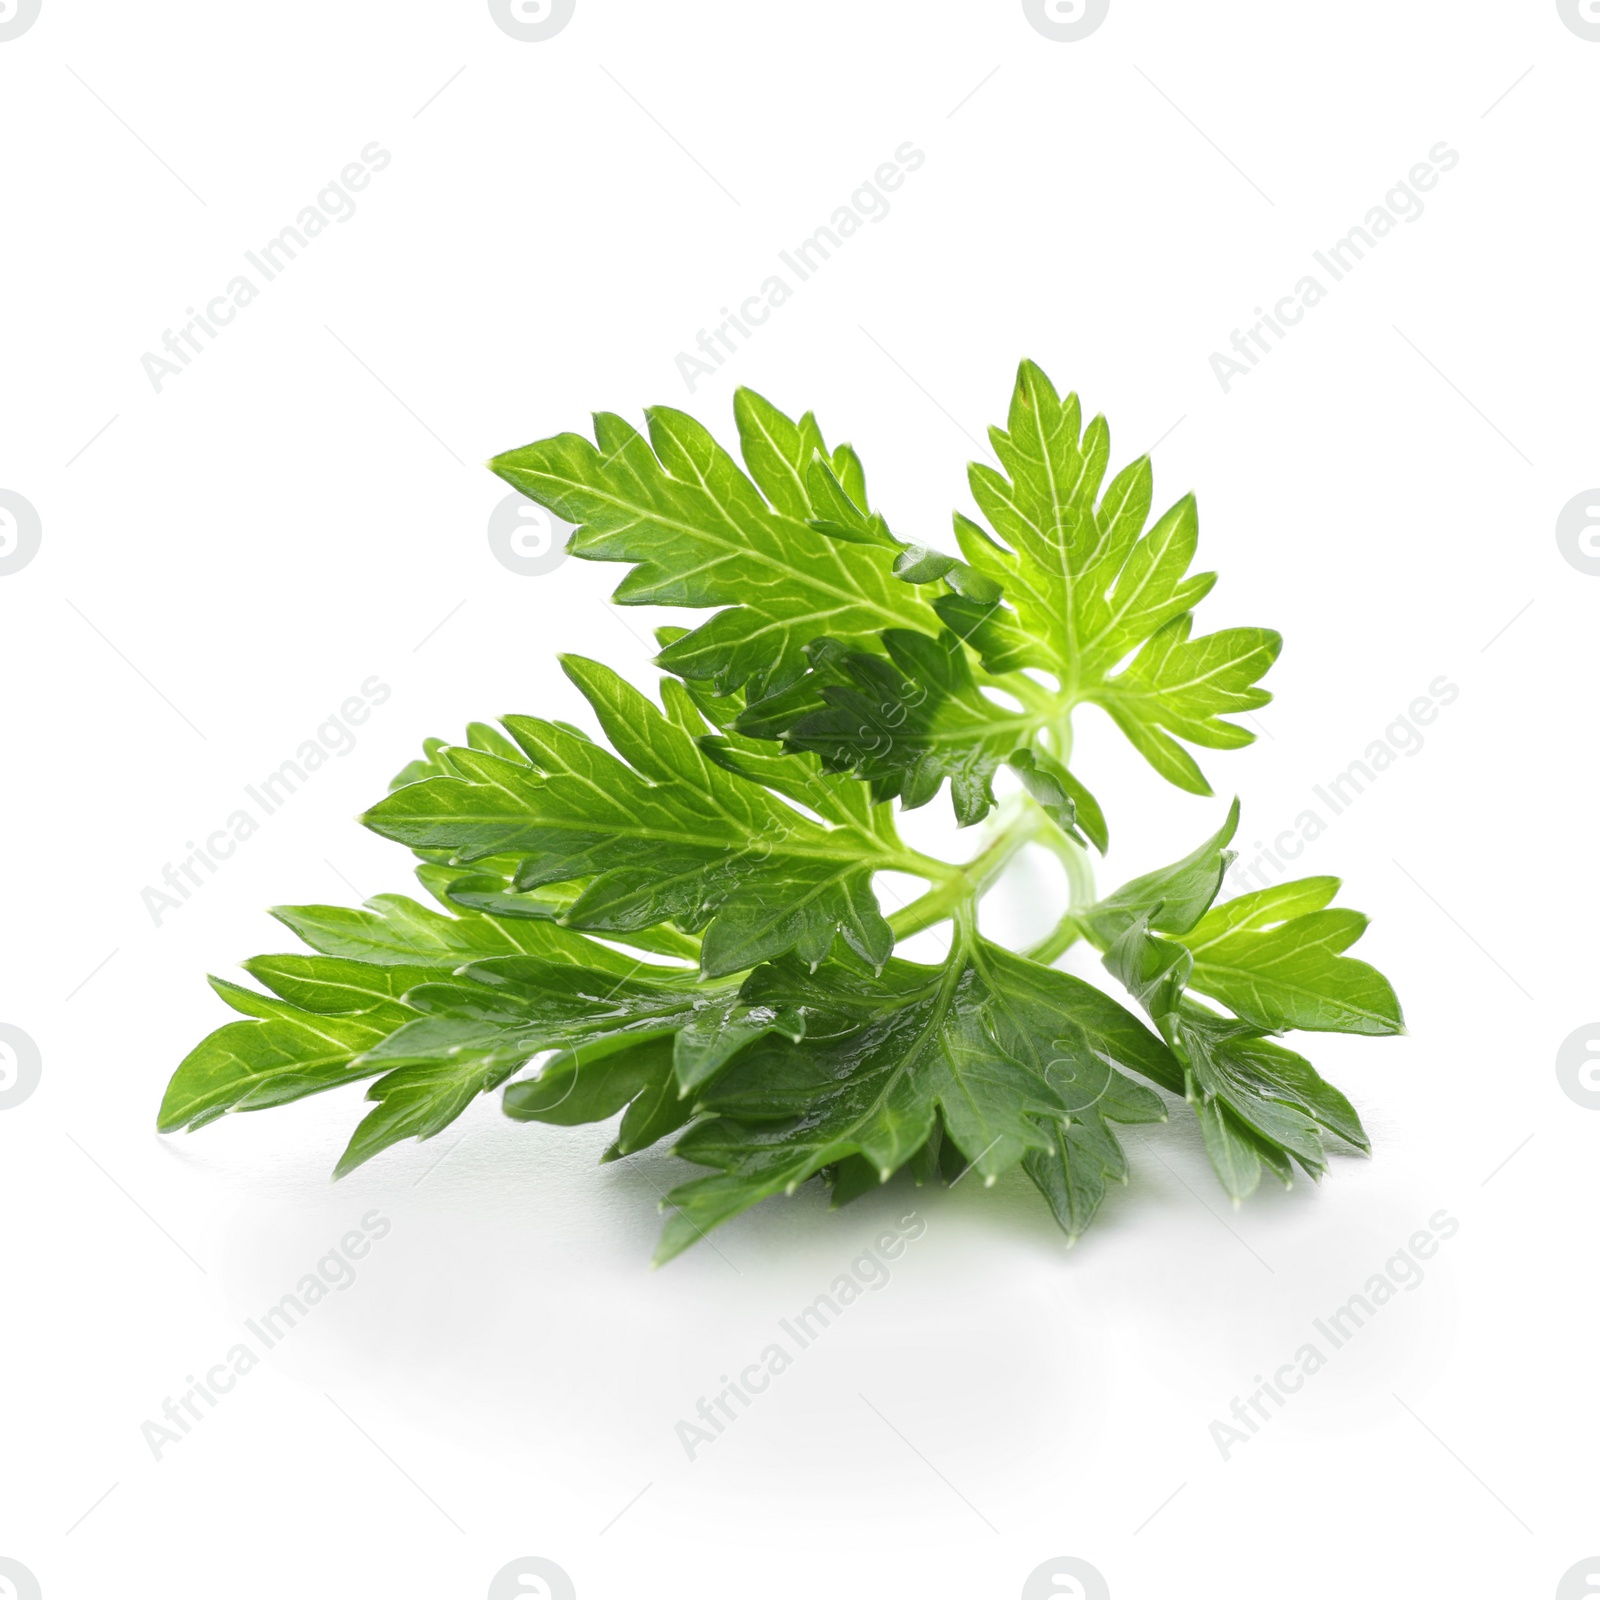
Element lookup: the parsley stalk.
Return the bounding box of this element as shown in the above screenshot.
[886,795,1051,940]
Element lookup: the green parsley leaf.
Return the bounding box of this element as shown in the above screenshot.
[488,394,943,700]
[1173,880,1404,1035]
[735,630,1034,826]
[945,360,1280,796]
[654,934,1178,1262]
[1084,809,1397,1198]
[361,656,945,978]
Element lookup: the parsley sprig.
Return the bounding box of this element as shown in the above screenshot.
[160,362,1400,1262]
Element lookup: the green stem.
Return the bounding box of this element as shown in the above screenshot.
[1042,704,1075,770]
[1024,824,1097,966]
[887,797,1047,940]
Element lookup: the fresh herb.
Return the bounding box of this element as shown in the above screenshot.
[159,361,1400,1263]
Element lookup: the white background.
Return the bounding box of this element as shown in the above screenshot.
[2,2,1596,1597]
